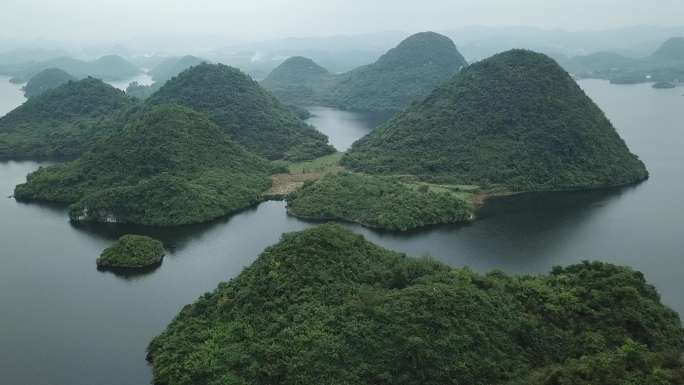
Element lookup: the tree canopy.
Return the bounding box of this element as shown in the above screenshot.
[0,77,138,160]
[262,32,468,113]
[343,49,648,191]
[14,104,273,226]
[22,67,76,98]
[287,172,473,231]
[148,63,334,160]
[97,234,165,269]
[148,224,684,385]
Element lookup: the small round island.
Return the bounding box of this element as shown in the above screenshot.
[653,81,676,89]
[97,235,165,270]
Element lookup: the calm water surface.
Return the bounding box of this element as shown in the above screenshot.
[0,79,682,385]
[0,76,26,116]
[306,106,392,151]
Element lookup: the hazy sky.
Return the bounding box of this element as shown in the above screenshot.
[2,0,684,42]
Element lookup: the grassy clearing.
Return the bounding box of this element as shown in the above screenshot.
[287,152,344,174]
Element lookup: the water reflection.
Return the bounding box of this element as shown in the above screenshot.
[70,204,264,253]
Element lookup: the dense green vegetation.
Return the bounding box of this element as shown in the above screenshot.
[324,32,468,112]
[149,55,206,82]
[287,172,473,230]
[125,81,162,99]
[0,77,138,159]
[508,341,684,385]
[14,105,273,226]
[22,68,76,98]
[148,63,334,160]
[6,54,141,83]
[148,224,684,385]
[97,235,165,269]
[262,32,468,112]
[260,56,333,105]
[343,50,648,191]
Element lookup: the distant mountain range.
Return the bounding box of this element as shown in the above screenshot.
[0,54,141,83]
[262,32,467,113]
[3,25,684,80]
[557,37,684,84]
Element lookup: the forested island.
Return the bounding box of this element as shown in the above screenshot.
[97,235,165,269]
[262,32,468,113]
[0,77,138,159]
[653,81,677,89]
[148,224,684,385]
[148,63,334,160]
[286,172,473,231]
[22,68,76,98]
[342,49,648,191]
[14,105,274,226]
[261,56,332,106]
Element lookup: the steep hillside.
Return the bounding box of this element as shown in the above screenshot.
[148,63,334,160]
[148,224,684,385]
[0,77,138,159]
[22,68,77,98]
[14,105,273,226]
[343,50,648,191]
[261,32,468,112]
[323,31,468,112]
[261,56,332,105]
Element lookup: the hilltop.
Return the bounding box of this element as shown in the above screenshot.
[0,77,138,159]
[343,50,648,191]
[260,56,332,105]
[22,68,76,98]
[148,224,684,385]
[14,105,273,226]
[322,31,467,112]
[148,63,334,160]
[262,32,468,112]
[149,55,206,82]
[652,37,684,61]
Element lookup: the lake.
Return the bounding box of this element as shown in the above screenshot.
[0,76,26,117]
[0,79,683,384]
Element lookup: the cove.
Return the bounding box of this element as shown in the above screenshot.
[0,80,683,384]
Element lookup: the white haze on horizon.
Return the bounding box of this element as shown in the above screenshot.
[2,0,684,44]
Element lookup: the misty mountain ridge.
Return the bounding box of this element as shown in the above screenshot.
[262,32,467,113]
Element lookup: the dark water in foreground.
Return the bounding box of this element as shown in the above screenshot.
[0,80,683,384]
